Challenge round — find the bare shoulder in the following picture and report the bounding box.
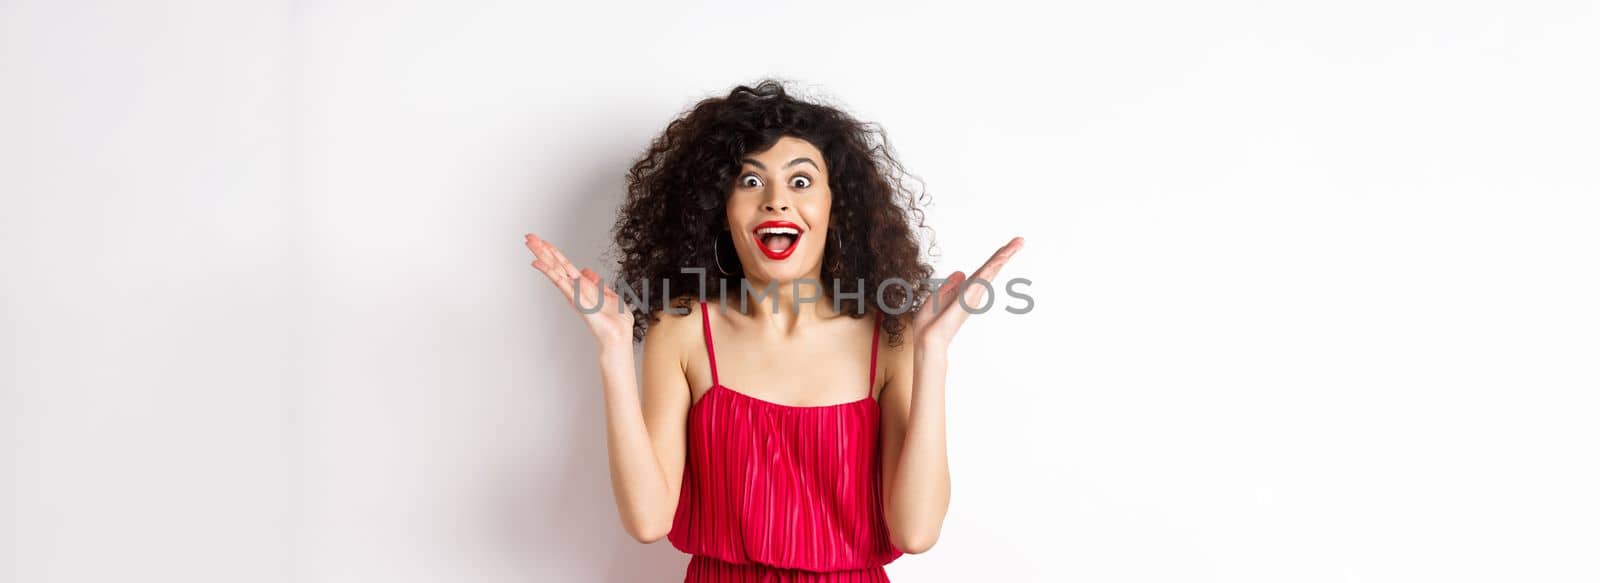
[639,299,703,413]
[642,299,702,367]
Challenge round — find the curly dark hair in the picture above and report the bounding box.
[608,78,936,347]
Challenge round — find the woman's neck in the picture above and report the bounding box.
[727,276,836,330]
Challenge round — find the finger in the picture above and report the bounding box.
[528,242,575,300]
[938,271,966,289]
[572,271,602,309]
[927,271,963,294]
[582,268,619,293]
[599,278,619,298]
[913,271,960,328]
[976,237,1023,277]
[956,269,997,314]
[533,259,577,301]
[960,275,990,306]
[544,240,583,281]
[580,268,608,296]
[529,243,578,301]
[971,236,1025,282]
[532,237,559,269]
[540,244,586,296]
[580,267,625,312]
[932,271,966,313]
[524,233,545,259]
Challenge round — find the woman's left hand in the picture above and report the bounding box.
[911,236,1025,350]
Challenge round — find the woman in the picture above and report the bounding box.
[524,79,1023,582]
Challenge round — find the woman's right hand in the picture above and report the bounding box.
[524,233,636,350]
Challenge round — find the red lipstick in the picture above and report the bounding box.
[752,220,803,261]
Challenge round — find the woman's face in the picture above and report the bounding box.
[725,136,833,285]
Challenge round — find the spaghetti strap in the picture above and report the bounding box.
[867,311,882,396]
[700,301,718,387]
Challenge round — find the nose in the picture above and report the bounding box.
[761,188,791,212]
[760,183,792,213]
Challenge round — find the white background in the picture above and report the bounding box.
[4,1,1597,582]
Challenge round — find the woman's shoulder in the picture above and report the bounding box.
[642,298,707,349]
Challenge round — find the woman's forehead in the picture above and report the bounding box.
[741,137,825,172]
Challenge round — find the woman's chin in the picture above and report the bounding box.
[743,258,822,287]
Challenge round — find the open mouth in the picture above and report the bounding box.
[753,221,802,260]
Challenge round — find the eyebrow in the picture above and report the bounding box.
[741,157,821,172]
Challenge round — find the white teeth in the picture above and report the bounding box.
[755,227,801,236]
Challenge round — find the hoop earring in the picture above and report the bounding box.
[714,231,734,276]
[832,229,844,266]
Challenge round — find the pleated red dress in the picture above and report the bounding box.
[669,301,903,582]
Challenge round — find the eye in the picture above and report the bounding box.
[791,175,811,189]
[740,174,762,188]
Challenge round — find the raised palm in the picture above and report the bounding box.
[524,233,635,348]
[911,236,1024,348]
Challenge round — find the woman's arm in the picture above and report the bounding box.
[881,331,952,554]
[525,233,688,543]
[881,236,1025,554]
[602,315,690,543]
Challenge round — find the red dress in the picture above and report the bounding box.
[669,301,903,582]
